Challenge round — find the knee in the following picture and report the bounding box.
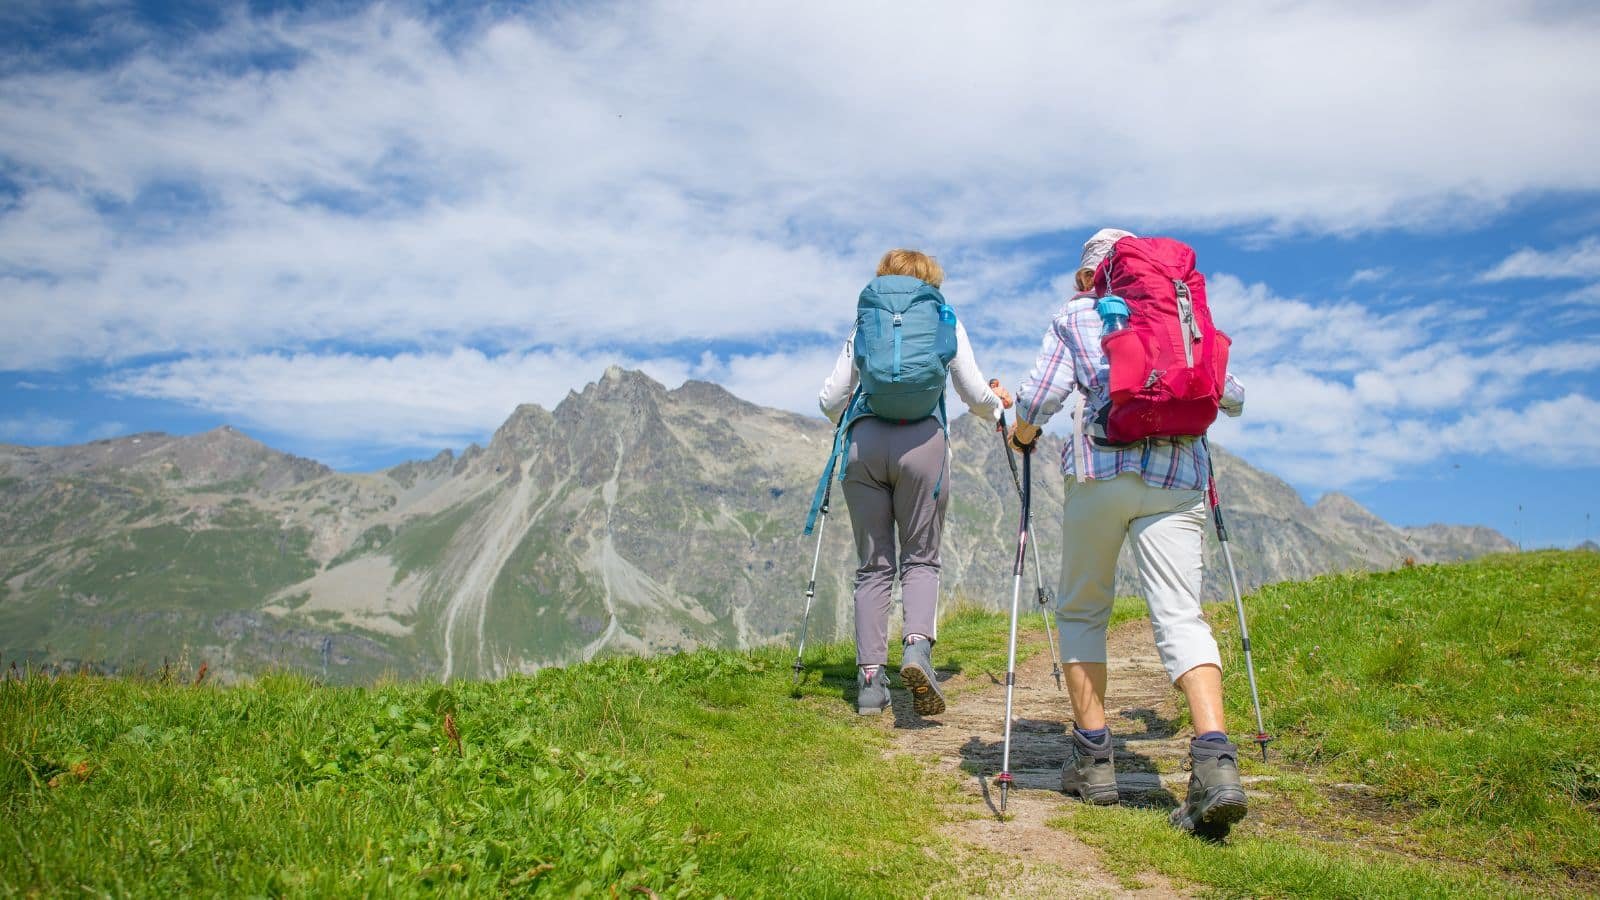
[854,561,894,584]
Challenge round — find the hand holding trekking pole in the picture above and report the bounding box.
[988,378,1013,417]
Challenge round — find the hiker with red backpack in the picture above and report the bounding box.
[807,249,1009,718]
[1010,228,1250,836]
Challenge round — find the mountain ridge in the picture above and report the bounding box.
[0,367,1514,682]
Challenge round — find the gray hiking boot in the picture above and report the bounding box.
[856,666,890,715]
[1169,737,1249,836]
[897,639,946,716]
[1060,727,1119,805]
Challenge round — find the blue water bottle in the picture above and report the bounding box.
[1096,295,1129,336]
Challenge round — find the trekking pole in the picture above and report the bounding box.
[996,437,1033,814]
[1201,436,1273,762]
[792,474,832,687]
[991,387,1063,691]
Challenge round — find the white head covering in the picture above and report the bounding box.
[1078,227,1136,274]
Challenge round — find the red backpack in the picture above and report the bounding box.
[1092,236,1231,444]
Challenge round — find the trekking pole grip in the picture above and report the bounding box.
[1013,442,1032,577]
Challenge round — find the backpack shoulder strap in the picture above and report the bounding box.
[1071,390,1088,484]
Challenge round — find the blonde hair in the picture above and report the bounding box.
[876,249,944,287]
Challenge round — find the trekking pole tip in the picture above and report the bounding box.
[1254,733,1272,762]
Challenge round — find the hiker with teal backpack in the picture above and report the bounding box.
[1010,228,1252,836]
[808,249,1009,717]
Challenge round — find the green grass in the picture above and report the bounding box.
[0,515,320,664]
[1207,551,1600,880]
[484,526,610,665]
[1108,594,1147,629]
[326,523,396,568]
[0,616,1008,898]
[6,554,1594,897]
[56,517,316,612]
[388,497,489,582]
[1054,550,1598,896]
[1051,802,1521,899]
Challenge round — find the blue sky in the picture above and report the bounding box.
[2,1,1599,547]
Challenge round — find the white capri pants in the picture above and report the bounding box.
[1055,471,1222,683]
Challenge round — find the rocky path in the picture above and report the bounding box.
[882,619,1250,898]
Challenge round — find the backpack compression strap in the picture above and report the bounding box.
[804,388,862,536]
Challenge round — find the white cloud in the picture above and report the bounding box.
[0,413,74,443]
[99,349,694,450]
[1189,274,1600,487]
[1481,237,1600,282]
[691,347,846,418]
[1441,394,1600,464]
[2,2,1598,371]
[85,420,129,440]
[96,346,865,453]
[4,2,1600,488]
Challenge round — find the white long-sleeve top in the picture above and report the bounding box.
[817,319,1003,424]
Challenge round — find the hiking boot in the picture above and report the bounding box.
[1169,737,1249,837]
[897,639,946,716]
[1060,727,1119,805]
[856,667,890,715]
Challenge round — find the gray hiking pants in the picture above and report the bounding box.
[842,417,947,666]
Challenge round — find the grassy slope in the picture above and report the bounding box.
[1053,550,1599,897]
[1,614,1018,898]
[1227,550,1599,875]
[0,501,320,666]
[3,553,1595,897]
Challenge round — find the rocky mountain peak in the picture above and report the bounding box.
[1313,492,1390,528]
[160,426,331,490]
[556,368,669,427]
[385,448,456,488]
[667,379,762,416]
[482,403,558,469]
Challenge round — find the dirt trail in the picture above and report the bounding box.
[878,615,1543,897]
[884,620,1206,898]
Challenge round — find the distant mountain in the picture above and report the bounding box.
[0,367,1514,682]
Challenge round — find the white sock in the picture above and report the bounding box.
[860,664,880,678]
[904,633,930,645]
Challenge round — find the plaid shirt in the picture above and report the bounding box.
[1015,292,1244,491]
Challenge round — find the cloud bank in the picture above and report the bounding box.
[3,1,1598,486]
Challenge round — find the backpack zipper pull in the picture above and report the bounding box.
[891,313,904,381]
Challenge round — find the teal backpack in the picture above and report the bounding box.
[803,275,958,535]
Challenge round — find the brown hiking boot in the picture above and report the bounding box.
[898,639,946,717]
[1060,726,1119,804]
[1170,737,1249,837]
